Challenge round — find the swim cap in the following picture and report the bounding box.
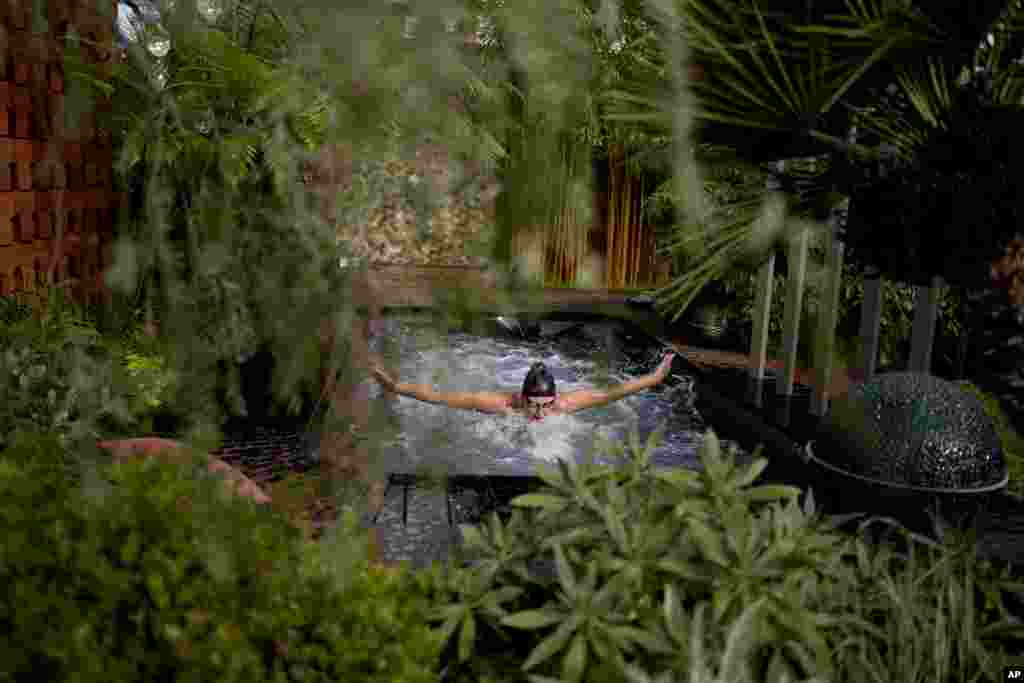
[522,361,556,397]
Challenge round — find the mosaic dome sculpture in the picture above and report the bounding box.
[811,372,1007,493]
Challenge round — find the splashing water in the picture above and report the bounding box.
[370,317,711,476]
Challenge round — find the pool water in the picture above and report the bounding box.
[363,314,712,477]
[327,312,749,567]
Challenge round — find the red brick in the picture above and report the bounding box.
[9,4,27,31]
[48,63,63,94]
[64,142,81,164]
[35,209,49,238]
[13,62,29,85]
[13,110,30,139]
[12,211,30,243]
[11,139,31,163]
[65,162,80,189]
[31,141,49,162]
[0,211,12,246]
[15,160,30,190]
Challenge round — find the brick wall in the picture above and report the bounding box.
[0,0,120,307]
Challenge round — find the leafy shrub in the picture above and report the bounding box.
[0,448,443,682]
[0,287,185,450]
[0,309,131,454]
[0,294,33,326]
[427,428,1024,682]
[957,380,1024,499]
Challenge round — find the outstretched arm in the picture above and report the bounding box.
[558,352,676,414]
[372,367,512,414]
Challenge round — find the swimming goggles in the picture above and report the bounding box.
[526,396,556,406]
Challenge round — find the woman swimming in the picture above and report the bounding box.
[371,351,677,421]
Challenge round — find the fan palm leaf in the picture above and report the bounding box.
[603,0,1023,321]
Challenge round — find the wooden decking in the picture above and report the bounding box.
[667,343,859,400]
[365,265,635,310]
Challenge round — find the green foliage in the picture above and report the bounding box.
[68,0,598,433]
[426,427,1024,682]
[0,448,443,682]
[0,294,133,454]
[957,380,1024,499]
[680,255,969,374]
[0,289,185,454]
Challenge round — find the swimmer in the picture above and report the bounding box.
[371,351,677,421]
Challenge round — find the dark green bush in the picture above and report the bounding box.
[428,428,1024,682]
[0,448,443,682]
[957,380,1024,498]
[0,287,188,449]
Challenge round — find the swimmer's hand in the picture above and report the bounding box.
[372,366,398,393]
[654,352,676,383]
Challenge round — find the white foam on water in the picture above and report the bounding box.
[382,319,702,473]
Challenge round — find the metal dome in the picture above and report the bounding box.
[810,372,1008,493]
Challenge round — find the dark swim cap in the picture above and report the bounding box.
[522,361,556,397]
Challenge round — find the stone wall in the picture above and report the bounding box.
[305,141,501,267]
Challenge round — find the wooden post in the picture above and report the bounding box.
[908,275,944,373]
[747,160,784,407]
[810,202,847,416]
[748,253,775,381]
[858,268,884,381]
[779,227,809,398]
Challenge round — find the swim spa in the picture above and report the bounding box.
[321,311,748,566]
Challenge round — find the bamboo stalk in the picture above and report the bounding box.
[626,185,634,286]
[607,147,618,289]
[631,189,640,288]
[624,160,631,288]
[615,146,622,289]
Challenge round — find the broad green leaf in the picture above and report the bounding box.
[553,544,578,601]
[523,615,582,672]
[487,585,525,605]
[489,512,506,550]
[719,599,765,681]
[458,612,476,663]
[652,468,702,491]
[610,625,672,655]
[436,615,462,649]
[604,508,630,554]
[512,493,569,512]
[562,632,588,683]
[744,484,802,503]
[732,457,769,489]
[428,604,467,623]
[541,527,600,549]
[535,464,570,492]
[656,559,711,584]
[664,583,688,643]
[502,609,566,631]
[644,424,665,457]
[458,523,490,552]
[687,519,729,567]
